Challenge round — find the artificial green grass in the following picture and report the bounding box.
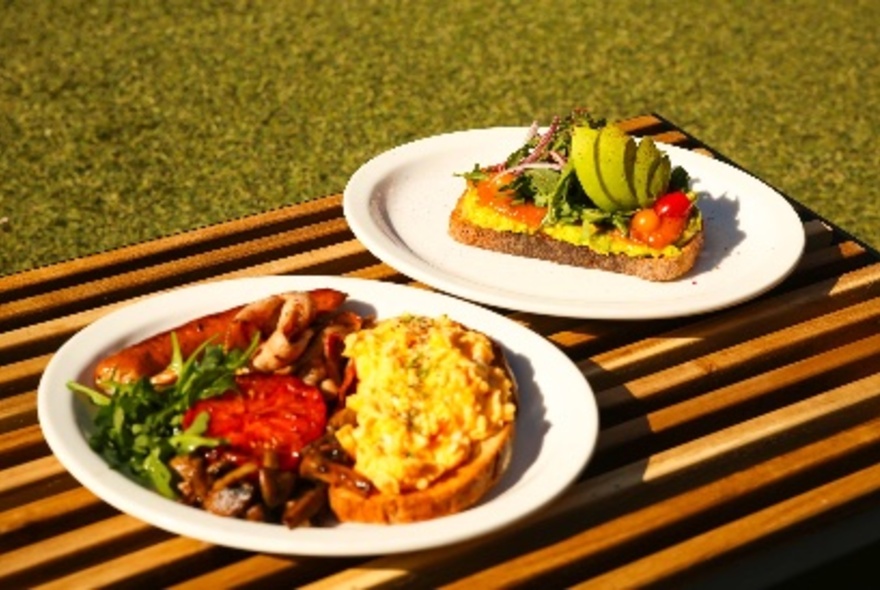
[1,0,877,276]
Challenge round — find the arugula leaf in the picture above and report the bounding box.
[669,166,691,192]
[580,208,636,236]
[169,411,225,454]
[541,164,578,224]
[505,144,533,167]
[457,164,489,183]
[68,333,258,499]
[510,168,561,206]
[609,212,632,235]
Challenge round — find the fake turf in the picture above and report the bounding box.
[1,0,877,275]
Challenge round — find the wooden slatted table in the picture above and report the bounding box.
[2,114,879,588]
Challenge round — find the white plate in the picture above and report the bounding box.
[343,127,806,319]
[37,276,598,556]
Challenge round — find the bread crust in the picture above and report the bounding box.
[449,195,704,282]
[328,421,514,523]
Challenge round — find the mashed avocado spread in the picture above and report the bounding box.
[459,188,702,258]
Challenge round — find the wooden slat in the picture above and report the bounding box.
[598,332,880,454]
[0,356,51,396]
[582,262,880,390]
[0,424,45,460]
[0,514,152,580]
[0,392,37,431]
[0,217,354,328]
[575,462,880,589]
[0,455,65,496]
[32,536,218,590]
[167,555,300,590]
[595,296,880,414]
[343,262,407,282]
[0,195,344,297]
[615,115,663,134]
[797,239,867,273]
[558,372,880,522]
[207,238,372,281]
[0,486,103,537]
[650,130,689,145]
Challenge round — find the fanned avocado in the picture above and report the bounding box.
[571,126,622,212]
[572,122,673,213]
[633,137,664,207]
[596,125,639,210]
[648,154,672,203]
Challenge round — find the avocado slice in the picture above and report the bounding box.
[596,125,639,210]
[633,137,664,207]
[571,126,623,212]
[647,154,672,204]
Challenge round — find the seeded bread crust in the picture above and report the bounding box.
[449,195,704,282]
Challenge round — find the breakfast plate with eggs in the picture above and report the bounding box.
[38,276,598,556]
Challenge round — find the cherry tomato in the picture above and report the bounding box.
[653,192,692,218]
[646,216,686,249]
[183,374,327,471]
[630,209,661,242]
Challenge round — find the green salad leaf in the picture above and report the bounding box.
[458,110,641,232]
[67,333,258,498]
[669,166,692,193]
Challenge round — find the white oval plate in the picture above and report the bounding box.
[37,276,598,556]
[343,127,805,319]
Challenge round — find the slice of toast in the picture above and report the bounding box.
[328,420,514,523]
[449,195,704,282]
[328,337,517,524]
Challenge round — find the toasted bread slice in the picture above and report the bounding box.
[328,420,514,523]
[449,194,704,282]
[328,334,517,524]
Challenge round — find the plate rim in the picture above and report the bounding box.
[343,126,806,320]
[37,275,598,556]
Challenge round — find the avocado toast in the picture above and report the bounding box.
[449,111,704,281]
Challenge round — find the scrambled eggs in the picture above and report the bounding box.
[335,315,516,495]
